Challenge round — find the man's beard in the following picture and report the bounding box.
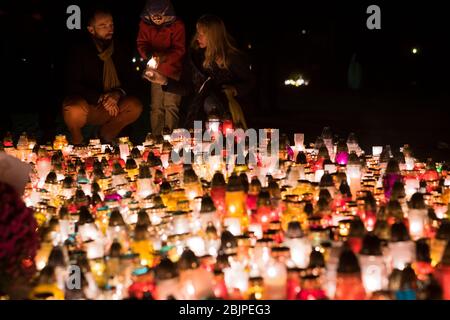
[94,36,113,50]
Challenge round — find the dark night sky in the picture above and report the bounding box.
[1,0,450,159]
[3,1,450,93]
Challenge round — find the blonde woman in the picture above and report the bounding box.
[145,14,255,128]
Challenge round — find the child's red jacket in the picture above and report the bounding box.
[137,18,185,80]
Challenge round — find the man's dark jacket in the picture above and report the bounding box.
[64,37,138,105]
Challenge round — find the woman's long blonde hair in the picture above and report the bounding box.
[192,14,240,70]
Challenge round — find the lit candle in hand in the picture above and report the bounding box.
[143,57,159,81]
[147,56,158,70]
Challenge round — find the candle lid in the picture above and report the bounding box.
[220,230,238,253]
[206,222,218,237]
[271,246,290,257]
[215,251,231,269]
[47,215,59,230]
[373,219,390,241]
[346,151,359,166]
[47,246,68,268]
[226,173,243,192]
[257,189,271,207]
[183,167,199,184]
[151,195,166,209]
[391,181,406,200]
[171,210,190,217]
[90,181,100,194]
[144,133,155,146]
[135,210,150,228]
[309,250,325,269]
[349,218,366,238]
[201,178,211,190]
[287,267,304,275]
[303,202,314,217]
[386,200,404,220]
[256,237,274,246]
[319,188,332,202]
[336,139,349,153]
[62,175,74,189]
[319,171,334,187]
[78,206,94,225]
[74,187,87,201]
[301,273,320,281]
[162,141,172,153]
[213,268,224,276]
[286,221,304,238]
[178,248,200,270]
[138,164,152,179]
[147,152,162,168]
[155,257,179,281]
[408,193,426,209]
[45,171,58,184]
[91,192,102,206]
[200,196,216,213]
[109,240,122,258]
[415,238,431,263]
[317,197,330,213]
[360,233,382,256]
[339,180,352,198]
[337,244,361,274]
[159,180,172,194]
[130,146,141,158]
[134,225,150,241]
[269,221,282,231]
[390,222,411,242]
[268,181,281,199]
[249,276,264,286]
[236,235,251,247]
[211,172,226,188]
[385,159,400,174]
[239,173,249,193]
[59,206,69,220]
[399,264,418,290]
[109,209,126,227]
[296,151,307,165]
[264,229,279,240]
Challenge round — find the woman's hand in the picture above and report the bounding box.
[222,85,238,97]
[143,68,168,85]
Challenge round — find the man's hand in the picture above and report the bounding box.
[99,92,121,117]
[104,103,119,117]
[143,69,168,85]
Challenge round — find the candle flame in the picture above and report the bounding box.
[147,57,158,69]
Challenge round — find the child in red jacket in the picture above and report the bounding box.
[137,0,185,136]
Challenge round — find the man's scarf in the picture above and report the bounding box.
[95,40,121,92]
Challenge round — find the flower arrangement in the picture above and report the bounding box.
[0,182,39,298]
